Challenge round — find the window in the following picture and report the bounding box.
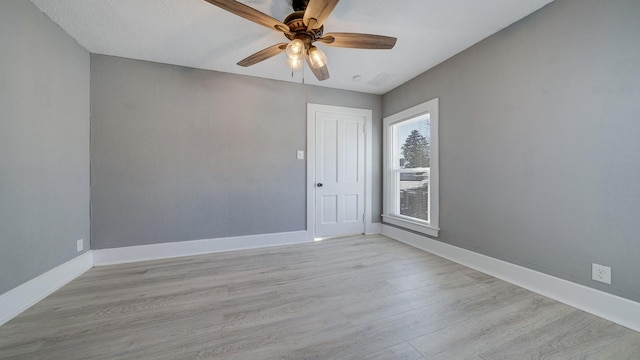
[383,98,439,237]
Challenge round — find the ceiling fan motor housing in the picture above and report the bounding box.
[292,0,310,12]
[284,11,323,44]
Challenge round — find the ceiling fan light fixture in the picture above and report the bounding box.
[308,46,327,69]
[286,56,303,70]
[285,39,305,60]
[204,0,397,82]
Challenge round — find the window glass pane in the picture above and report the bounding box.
[396,116,430,169]
[399,171,429,221]
[384,98,438,236]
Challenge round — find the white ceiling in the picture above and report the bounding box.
[30,0,554,94]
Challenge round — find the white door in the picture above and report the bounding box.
[313,109,365,238]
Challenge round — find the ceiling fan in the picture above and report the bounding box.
[204,0,397,81]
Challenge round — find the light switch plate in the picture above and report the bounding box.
[297,150,304,160]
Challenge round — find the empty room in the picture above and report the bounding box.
[1,0,639,358]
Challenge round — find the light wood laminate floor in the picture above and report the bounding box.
[1,235,639,359]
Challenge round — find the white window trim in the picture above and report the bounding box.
[382,98,439,237]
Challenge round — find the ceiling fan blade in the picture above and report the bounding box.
[204,0,291,34]
[303,0,339,30]
[237,43,288,67]
[305,54,330,81]
[318,33,397,49]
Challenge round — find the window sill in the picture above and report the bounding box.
[382,215,439,237]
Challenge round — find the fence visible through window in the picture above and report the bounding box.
[399,171,429,221]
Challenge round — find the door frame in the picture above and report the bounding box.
[306,103,373,241]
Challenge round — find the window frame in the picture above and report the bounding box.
[382,98,439,237]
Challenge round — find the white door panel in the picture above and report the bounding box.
[314,111,365,238]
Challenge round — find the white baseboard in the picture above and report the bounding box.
[93,230,311,266]
[365,222,381,235]
[381,224,640,333]
[1,231,310,326]
[0,251,94,326]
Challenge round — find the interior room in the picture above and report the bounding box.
[1,0,639,358]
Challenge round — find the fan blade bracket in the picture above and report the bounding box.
[316,36,335,44]
[274,24,293,35]
[303,0,339,30]
[305,18,318,32]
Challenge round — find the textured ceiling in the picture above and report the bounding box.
[30,0,554,94]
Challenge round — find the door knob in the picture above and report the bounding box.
[317,183,323,188]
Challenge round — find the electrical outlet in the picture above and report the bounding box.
[77,239,83,252]
[592,263,611,284]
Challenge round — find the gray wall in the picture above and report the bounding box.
[90,55,381,249]
[383,0,640,302]
[0,1,90,294]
